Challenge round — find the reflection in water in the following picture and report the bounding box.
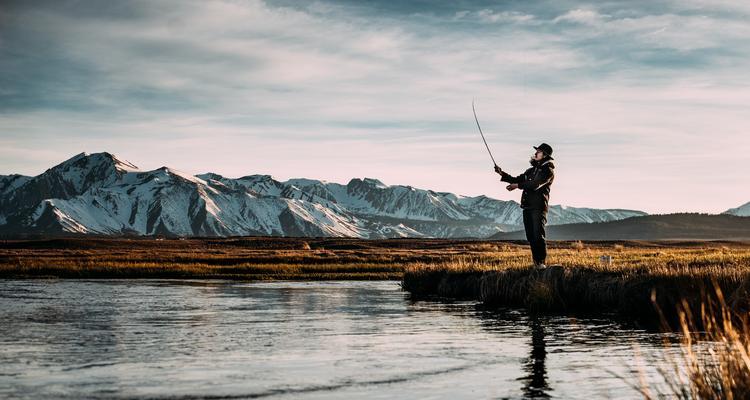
[520,317,550,398]
[0,280,677,399]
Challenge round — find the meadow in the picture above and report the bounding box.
[0,237,479,280]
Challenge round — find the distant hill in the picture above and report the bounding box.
[489,213,750,240]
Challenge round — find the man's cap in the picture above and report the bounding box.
[534,143,553,159]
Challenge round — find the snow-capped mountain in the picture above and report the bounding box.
[0,152,647,238]
[724,202,750,217]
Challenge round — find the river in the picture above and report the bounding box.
[0,280,679,399]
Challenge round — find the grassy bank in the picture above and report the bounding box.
[0,237,525,280]
[2,238,748,287]
[402,241,750,326]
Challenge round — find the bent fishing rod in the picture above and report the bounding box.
[472,99,499,168]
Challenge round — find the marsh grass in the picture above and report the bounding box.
[674,303,750,400]
[402,243,750,325]
[635,284,750,400]
[0,237,522,280]
[3,238,750,290]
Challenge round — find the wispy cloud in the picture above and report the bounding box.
[0,0,748,213]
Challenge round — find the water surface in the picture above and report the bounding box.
[0,280,677,399]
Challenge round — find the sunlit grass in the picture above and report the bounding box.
[402,243,750,326]
[636,285,750,400]
[2,238,749,287]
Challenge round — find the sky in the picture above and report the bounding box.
[1,0,748,214]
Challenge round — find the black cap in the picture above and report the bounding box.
[534,143,553,159]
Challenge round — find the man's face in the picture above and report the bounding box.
[533,149,545,161]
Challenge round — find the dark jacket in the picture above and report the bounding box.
[500,157,555,211]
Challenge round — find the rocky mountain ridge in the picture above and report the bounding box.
[0,152,648,238]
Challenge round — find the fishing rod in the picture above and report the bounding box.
[472,99,498,167]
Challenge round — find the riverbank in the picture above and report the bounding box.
[3,238,750,325]
[1,237,530,280]
[402,243,750,327]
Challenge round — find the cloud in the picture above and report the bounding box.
[554,8,605,25]
[0,0,748,213]
[455,9,536,24]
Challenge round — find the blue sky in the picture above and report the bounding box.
[1,0,748,213]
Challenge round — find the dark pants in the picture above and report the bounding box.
[522,208,547,265]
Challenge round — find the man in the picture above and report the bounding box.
[494,143,555,270]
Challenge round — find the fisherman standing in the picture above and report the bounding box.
[494,143,555,270]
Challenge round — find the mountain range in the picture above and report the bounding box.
[0,152,651,238]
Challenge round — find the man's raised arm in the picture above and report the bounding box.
[495,165,523,184]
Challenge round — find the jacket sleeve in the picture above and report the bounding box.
[518,166,554,191]
[500,171,523,184]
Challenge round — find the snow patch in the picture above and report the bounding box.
[724,201,750,217]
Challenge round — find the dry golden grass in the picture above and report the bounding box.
[402,242,750,327]
[639,285,750,400]
[0,237,523,280]
[2,238,748,285]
